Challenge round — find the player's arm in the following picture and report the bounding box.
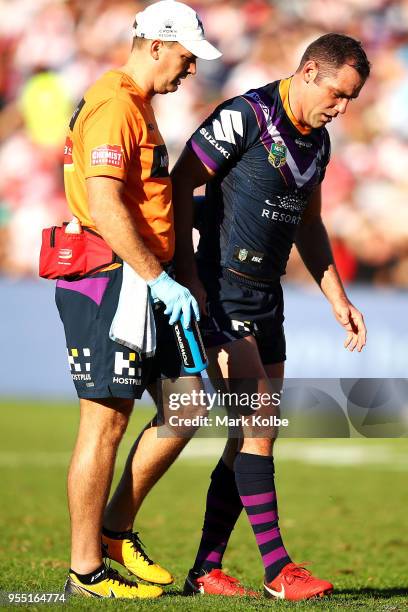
[171,147,215,312]
[171,96,251,313]
[295,185,366,352]
[87,176,162,281]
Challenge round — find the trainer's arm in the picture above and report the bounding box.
[171,146,215,311]
[295,185,366,352]
[87,176,162,281]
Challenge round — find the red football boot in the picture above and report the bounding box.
[184,568,259,597]
[263,563,333,601]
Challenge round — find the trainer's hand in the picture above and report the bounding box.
[176,271,208,316]
[147,271,200,327]
[332,299,367,352]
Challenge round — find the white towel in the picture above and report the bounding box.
[109,262,156,357]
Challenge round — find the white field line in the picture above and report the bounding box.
[0,441,407,470]
[179,440,408,470]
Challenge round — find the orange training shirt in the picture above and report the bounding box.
[63,70,174,263]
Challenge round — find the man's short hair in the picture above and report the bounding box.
[131,20,175,51]
[297,33,370,83]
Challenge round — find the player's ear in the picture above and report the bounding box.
[150,39,163,60]
[303,60,318,84]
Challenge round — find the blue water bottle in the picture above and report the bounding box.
[173,314,208,374]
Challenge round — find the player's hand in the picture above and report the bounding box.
[147,271,200,327]
[176,270,208,316]
[332,299,367,352]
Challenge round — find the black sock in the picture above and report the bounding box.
[102,526,132,540]
[192,458,242,573]
[70,563,106,584]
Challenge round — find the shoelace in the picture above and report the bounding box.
[106,567,138,588]
[211,571,242,587]
[283,563,312,583]
[129,531,154,566]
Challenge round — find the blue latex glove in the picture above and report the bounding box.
[147,271,200,327]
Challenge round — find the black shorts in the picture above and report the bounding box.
[55,267,183,399]
[197,263,286,365]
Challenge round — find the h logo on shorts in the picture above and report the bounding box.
[67,348,91,372]
[114,351,137,376]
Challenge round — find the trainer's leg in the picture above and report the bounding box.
[68,397,133,574]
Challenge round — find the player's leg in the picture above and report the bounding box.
[102,306,205,585]
[185,336,273,596]
[103,383,189,532]
[237,336,333,600]
[101,412,190,585]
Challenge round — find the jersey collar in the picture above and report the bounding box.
[279,77,311,136]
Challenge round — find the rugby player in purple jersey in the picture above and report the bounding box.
[171,33,369,600]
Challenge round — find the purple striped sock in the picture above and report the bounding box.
[234,452,291,582]
[193,459,242,572]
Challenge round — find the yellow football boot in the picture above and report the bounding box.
[102,530,173,585]
[64,566,163,599]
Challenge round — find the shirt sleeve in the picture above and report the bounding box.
[83,98,139,181]
[318,129,331,184]
[187,96,257,174]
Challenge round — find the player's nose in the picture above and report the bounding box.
[335,98,349,114]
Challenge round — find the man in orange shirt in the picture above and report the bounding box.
[57,1,220,599]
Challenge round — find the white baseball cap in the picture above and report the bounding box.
[133,0,222,61]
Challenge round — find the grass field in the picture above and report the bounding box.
[0,400,407,611]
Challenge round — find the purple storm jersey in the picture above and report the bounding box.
[187,78,331,281]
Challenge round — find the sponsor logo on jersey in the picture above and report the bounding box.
[295,138,312,149]
[91,144,123,168]
[233,247,264,265]
[268,142,287,168]
[237,248,248,261]
[265,193,307,213]
[261,209,301,225]
[151,144,169,178]
[212,109,243,145]
[64,137,74,167]
[200,128,231,159]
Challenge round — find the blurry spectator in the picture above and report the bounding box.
[0,0,407,285]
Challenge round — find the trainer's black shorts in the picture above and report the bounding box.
[55,267,184,399]
[197,262,286,365]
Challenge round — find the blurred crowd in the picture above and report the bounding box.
[0,0,407,285]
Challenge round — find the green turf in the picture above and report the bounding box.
[0,400,407,611]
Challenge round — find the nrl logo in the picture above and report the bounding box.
[268,142,287,168]
[238,248,248,262]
